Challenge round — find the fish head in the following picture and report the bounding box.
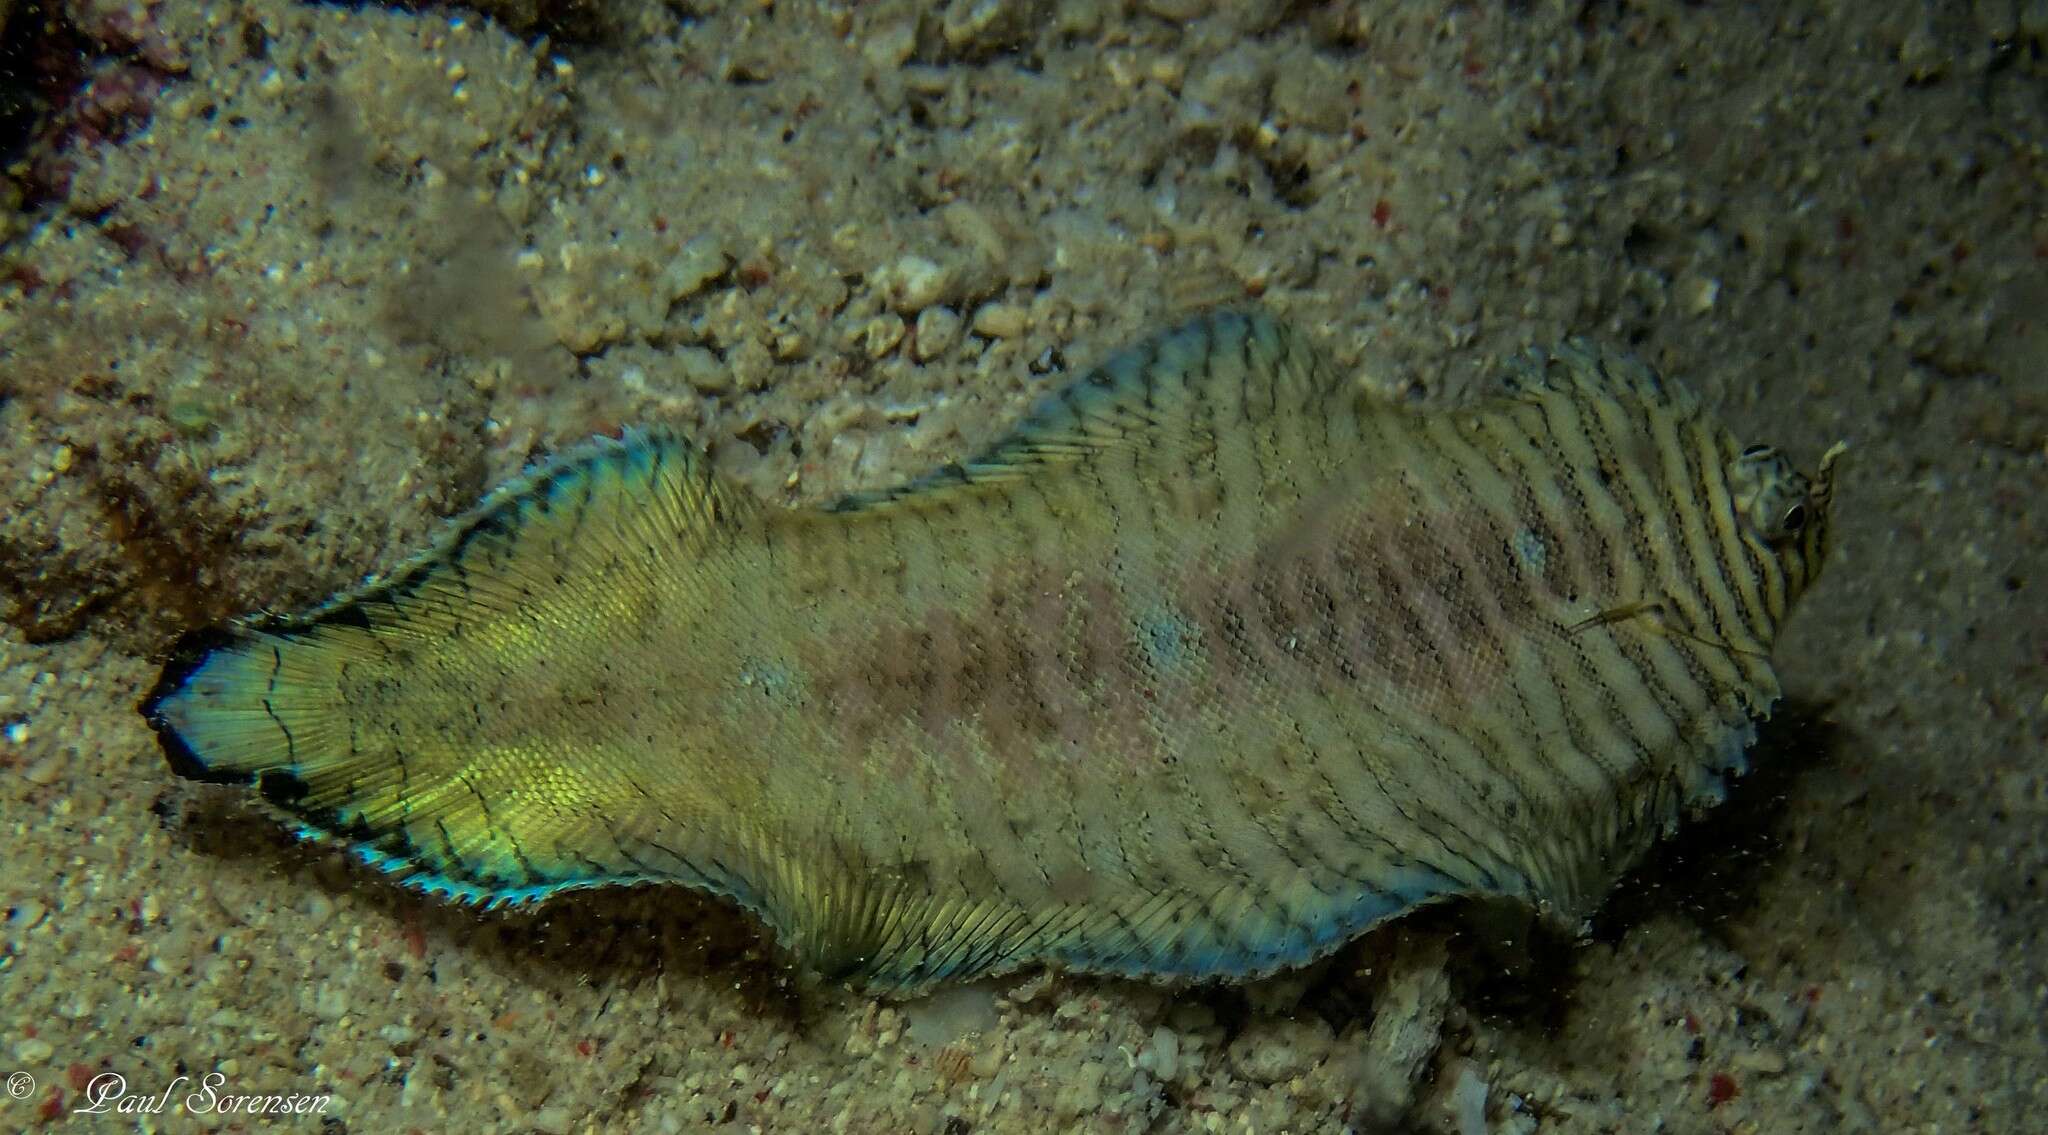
[1727,439,1847,603]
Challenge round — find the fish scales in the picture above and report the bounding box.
[143,310,1844,990]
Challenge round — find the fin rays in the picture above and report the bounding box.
[143,431,752,911]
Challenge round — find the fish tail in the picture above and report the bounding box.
[145,622,364,788]
[142,430,757,908]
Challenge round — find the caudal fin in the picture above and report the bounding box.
[141,430,761,909]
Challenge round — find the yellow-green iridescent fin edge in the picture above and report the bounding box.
[822,309,1341,514]
[141,429,748,909]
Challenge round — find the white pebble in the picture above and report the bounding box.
[675,345,731,393]
[879,255,951,313]
[970,302,1027,339]
[912,306,962,361]
[662,237,728,301]
[863,315,907,358]
[1138,1026,1180,1082]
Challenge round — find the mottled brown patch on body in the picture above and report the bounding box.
[809,560,1172,776]
[1183,497,1532,718]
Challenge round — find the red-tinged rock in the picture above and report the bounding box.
[1707,1072,1739,1108]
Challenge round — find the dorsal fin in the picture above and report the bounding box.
[272,427,752,639]
[823,309,1343,513]
[1494,338,1704,418]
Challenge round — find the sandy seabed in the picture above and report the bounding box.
[2,1,2044,1131]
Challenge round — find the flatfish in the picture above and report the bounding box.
[143,311,1844,991]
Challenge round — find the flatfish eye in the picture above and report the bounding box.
[1754,479,1812,544]
[1728,443,1810,543]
